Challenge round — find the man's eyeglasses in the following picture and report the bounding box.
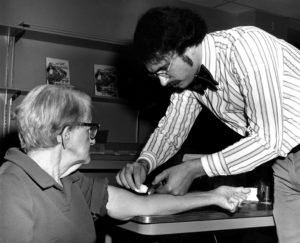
[147,58,174,80]
[75,123,101,140]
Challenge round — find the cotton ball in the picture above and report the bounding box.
[134,184,148,194]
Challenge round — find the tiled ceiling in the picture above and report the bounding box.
[180,0,300,20]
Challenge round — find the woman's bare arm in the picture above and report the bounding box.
[106,185,249,221]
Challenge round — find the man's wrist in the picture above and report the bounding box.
[137,159,150,174]
[188,158,207,178]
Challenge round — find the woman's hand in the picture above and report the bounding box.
[212,186,250,213]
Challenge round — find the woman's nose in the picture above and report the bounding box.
[159,76,170,86]
[90,138,96,146]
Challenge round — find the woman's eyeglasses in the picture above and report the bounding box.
[59,122,101,149]
[76,123,101,139]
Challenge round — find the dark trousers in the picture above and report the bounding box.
[273,145,300,243]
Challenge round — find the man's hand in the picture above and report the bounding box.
[152,159,205,195]
[213,186,250,213]
[116,160,149,191]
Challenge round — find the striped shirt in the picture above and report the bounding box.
[138,26,300,177]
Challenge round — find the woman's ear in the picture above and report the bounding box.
[57,126,71,148]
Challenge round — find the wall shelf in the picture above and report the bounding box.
[0,87,131,105]
[0,88,27,96]
[0,24,130,52]
[91,96,130,104]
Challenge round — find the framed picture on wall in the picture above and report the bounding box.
[46,57,71,86]
[94,64,118,98]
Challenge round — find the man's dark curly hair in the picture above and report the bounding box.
[133,6,207,65]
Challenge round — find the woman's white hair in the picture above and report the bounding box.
[15,84,91,152]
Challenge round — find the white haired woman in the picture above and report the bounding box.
[0,84,249,242]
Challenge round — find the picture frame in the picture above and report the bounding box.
[46,57,71,86]
[94,64,118,98]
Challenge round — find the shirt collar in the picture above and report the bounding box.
[4,148,79,190]
[201,33,217,78]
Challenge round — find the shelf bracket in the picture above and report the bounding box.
[3,90,22,137]
[9,23,26,43]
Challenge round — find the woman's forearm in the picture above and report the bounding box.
[106,185,216,221]
[137,191,215,216]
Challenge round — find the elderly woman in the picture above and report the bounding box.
[0,84,249,242]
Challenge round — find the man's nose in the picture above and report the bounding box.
[159,76,170,86]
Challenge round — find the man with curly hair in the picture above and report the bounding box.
[117,6,300,242]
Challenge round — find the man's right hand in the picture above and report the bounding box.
[116,160,149,191]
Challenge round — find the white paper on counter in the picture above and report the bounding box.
[245,187,259,202]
